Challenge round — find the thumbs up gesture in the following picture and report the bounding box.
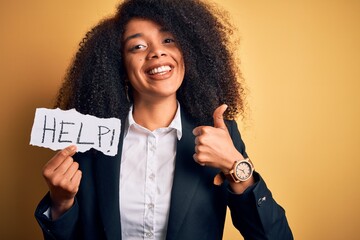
[192,104,244,172]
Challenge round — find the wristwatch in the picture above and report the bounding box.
[225,158,254,183]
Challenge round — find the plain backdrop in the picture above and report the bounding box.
[0,0,359,239]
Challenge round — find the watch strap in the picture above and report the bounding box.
[225,163,241,183]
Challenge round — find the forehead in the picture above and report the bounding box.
[123,18,168,39]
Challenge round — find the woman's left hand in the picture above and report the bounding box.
[193,104,255,193]
[192,104,244,172]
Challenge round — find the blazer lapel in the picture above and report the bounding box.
[94,120,126,240]
[166,111,203,239]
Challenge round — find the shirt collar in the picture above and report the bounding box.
[124,102,182,140]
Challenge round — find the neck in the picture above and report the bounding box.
[132,98,178,131]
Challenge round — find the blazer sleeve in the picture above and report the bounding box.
[226,120,293,240]
[34,192,80,240]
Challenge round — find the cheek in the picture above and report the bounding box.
[179,61,185,77]
[124,57,140,75]
[178,55,185,70]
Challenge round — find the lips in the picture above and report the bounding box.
[146,64,173,76]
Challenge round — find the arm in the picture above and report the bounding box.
[227,172,293,240]
[193,105,293,239]
[34,145,82,240]
[35,193,80,240]
[227,120,293,240]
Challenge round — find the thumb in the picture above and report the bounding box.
[213,104,228,129]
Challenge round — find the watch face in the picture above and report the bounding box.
[235,161,252,181]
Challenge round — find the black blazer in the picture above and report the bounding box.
[35,110,293,240]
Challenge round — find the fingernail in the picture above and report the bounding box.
[69,145,77,152]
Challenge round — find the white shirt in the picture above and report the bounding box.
[119,104,182,240]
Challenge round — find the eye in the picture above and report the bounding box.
[129,44,147,52]
[163,38,175,44]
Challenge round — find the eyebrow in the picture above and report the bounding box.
[123,33,143,44]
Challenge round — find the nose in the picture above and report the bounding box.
[146,43,167,59]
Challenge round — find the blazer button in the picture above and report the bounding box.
[257,196,266,207]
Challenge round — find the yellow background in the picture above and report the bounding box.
[0,0,359,239]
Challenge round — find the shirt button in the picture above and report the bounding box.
[149,173,155,181]
[145,232,153,238]
[148,203,154,209]
[257,196,266,207]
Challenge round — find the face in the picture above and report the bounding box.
[122,18,185,102]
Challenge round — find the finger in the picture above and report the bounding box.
[194,144,200,153]
[45,145,77,171]
[192,126,202,136]
[65,170,82,196]
[54,156,74,175]
[213,104,228,130]
[193,153,206,166]
[70,170,82,186]
[63,161,80,180]
[193,126,212,136]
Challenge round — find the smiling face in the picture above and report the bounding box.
[122,18,185,103]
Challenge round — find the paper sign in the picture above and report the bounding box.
[30,108,121,156]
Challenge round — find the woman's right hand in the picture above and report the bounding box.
[42,145,82,220]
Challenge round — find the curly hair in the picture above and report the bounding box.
[55,0,246,125]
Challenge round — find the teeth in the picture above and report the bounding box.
[149,65,172,75]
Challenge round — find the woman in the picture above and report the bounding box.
[35,0,293,239]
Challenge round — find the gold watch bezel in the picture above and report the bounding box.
[226,158,254,183]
